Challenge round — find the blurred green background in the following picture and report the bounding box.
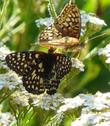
[1,0,110,97]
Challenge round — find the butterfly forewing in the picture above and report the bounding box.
[54,3,81,39]
[6,52,44,75]
[6,52,72,94]
[39,3,80,43]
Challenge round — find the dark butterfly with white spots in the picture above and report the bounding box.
[6,50,72,95]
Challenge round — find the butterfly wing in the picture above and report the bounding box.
[6,52,44,75]
[22,69,45,94]
[6,52,47,94]
[55,54,72,79]
[39,3,80,43]
[39,25,63,42]
[6,52,72,95]
[45,54,72,94]
[54,3,81,39]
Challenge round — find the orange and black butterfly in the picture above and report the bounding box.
[39,3,81,49]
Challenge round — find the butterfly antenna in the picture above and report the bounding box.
[69,0,75,4]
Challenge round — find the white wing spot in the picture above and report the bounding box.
[12,58,15,61]
[32,85,34,89]
[39,63,42,68]
[40,78,43,83]
[35,54,39,58]
[27,85,30,88]
[24,64,27,68]
[56,56,59,60]
[12,54,15,56]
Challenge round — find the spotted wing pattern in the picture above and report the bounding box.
[6,52,72,94]
[39,3,80,42]
[39,25,63,42]
[54,3,81,38]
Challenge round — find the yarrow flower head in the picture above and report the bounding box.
[35,17,53,27]
[11,89,64,110]
[98,44,110,64]
[81,11,106,27]
[35,11,106,37]
[11,90,30,106]
[0,71,22,90]
[71,58,85,72]
[0,46,11,69]
[0,45,11,61]
[71,112,110,126]
[81,11,107,37]
[31,93,64,110]
[57,96,85,113]
[57,92,110,117]
[0,112,15,126]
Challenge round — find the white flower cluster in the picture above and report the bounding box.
[81,11,106,28]
[57,96,84,113]
[71,58,85,72]
[11,90,30,106]
[11,90,64,111]
[35,17,53,27]
[0,45,11,61]
[0,46,11,69]
[35,12,106,28]
[0,112,15,126]
[81,11,106,36]
[32,93,64,110]
[98,44,110,64]
[57,91,110,126]
[0,71,22,90]
[7,89,110,125]
[71,112,110,126]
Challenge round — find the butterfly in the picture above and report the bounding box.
[39,3,81,48]
[6,50,72,95]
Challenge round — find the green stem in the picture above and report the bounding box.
[0,16,21,39]
[48,0,57,19]
[24,109,36,126]
[0,88,17,104]
[83,36,110,61]
[0,0,9,26]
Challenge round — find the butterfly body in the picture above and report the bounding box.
[6,51,72,94]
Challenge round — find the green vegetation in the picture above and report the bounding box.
[0,0,110,125]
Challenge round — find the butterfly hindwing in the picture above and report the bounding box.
[45,54,72,94]
[55,54,72,79]
[39,25,63,42]
[22,69,45,94]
